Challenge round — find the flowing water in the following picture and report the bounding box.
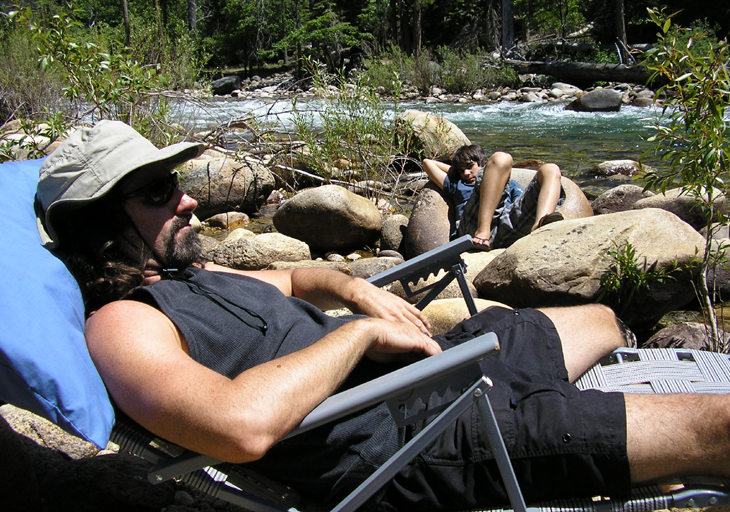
[177,96,663,198]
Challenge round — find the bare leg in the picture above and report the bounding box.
[531,163,563,232]
[538,304,626,381]
[626,393,730,483]
[472,151,513,245]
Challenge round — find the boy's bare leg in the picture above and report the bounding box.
[531,163,563,231]
[472,151,513,246]
[626,393,730,483]
[538,304,626,381]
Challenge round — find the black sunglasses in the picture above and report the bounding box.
[121,172,179,206]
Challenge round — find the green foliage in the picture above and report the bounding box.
[437,46,518,94]
[291,59,419,206]
[515,0,586,40]
[597,241,676,318]
[362,45,518,96]
[7,7,174,146]
[108,16,208,90]
[0,21,65,124]
[641,7,730,345]
[277,5,360,72]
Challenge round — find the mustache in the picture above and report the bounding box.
[171,215,193,233]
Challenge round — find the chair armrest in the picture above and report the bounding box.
[287,332,498,437]
[366,235,473,288]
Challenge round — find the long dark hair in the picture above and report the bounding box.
[52,195,149,315]
[449,144,488,181]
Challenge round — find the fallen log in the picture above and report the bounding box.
[505,60,652,86]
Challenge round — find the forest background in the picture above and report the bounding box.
[2,0,729,98]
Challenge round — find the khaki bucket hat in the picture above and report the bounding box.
[36,120,205,248]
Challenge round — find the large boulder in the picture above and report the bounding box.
[632,187,727,231]
[403,182,452,258]
[473,208,705,330]
[565,88,623,112]
[273,185,382,253]
[510,168,593,220]
[181,156,275,219]
[380,213,409,253]
[592,184,654,215]
[397,110,471,160]
[208,232,311,270]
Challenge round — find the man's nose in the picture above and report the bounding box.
[176,191,198,213]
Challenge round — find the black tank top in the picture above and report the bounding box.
[131,268,403,508]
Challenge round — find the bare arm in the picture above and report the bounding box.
[422,158,451,189]
[205,262,431,333]
[85,300,441,463]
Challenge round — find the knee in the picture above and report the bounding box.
[538,163,561,180]
[489,151,513,170]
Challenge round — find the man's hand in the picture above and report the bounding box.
[345,277,432,334]
[358,318,442,364]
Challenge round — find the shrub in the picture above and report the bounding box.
[0,24,65,124]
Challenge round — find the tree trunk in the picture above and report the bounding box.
[121,0,130,48]
[505,60,652,85]
[502,0,514,51]
[188,0,197,32]
[154,0,163,40]
[413,0,422,56]
[390,0,399,48]
[484,0,500,51]
[615,0,627,45]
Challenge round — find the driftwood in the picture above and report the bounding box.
[505,60,652,86]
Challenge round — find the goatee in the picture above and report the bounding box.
[165,216,202,269]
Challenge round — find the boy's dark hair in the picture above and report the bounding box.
[449,145,488,180]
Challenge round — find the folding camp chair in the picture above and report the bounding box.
[0,158,528,512]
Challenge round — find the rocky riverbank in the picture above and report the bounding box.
[210,68,656,109]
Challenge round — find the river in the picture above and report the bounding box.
[178,96,663,197]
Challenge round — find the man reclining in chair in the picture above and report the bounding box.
[37,121,730,511]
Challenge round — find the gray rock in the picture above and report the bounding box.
[591,159,642,177]
[592,184,654,215]
[633,187,728,231]
[349,256,403,279]
[403,183,451,258]
[565,88,623,112]
[380,214,409,252]
[474,208,705,330]
[644,322,730,352]
[180,156,276,219]
[273,185,382,253]
[396,110,471,160]
[211,75,241,96]
[552,82,583,96]
[209,232,311,270]
[205,211,250,230]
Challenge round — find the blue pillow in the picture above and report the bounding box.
[0,158,114,447]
